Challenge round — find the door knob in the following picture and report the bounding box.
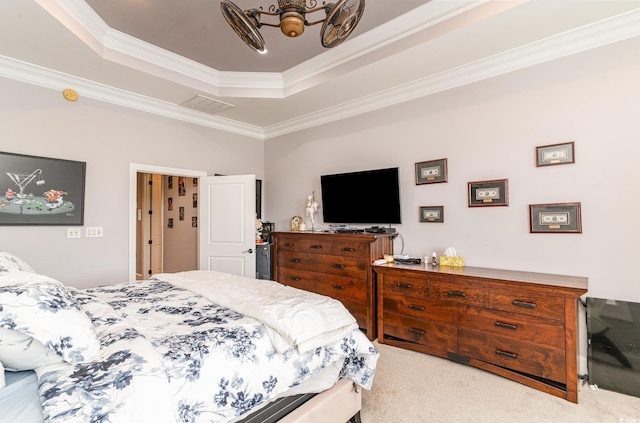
[242,248,253,254]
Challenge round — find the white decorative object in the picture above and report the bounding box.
[305,191,319,230]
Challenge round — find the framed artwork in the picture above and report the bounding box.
[178,177,186,196]
[193,193,198,208]
[192,178,198,187]
[536,142,575,166]
[0,151,85,226]
[529,202,582,233]
[168,197,173,211]
[419,206,444,223]
[192,216,198,228]
[468,179,509,207]
[168,218,173,228]
[168,176,173,189]
[416,159,447,185]
[179,206,185,221]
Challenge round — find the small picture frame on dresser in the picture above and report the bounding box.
[419,206,444,223]
[529,202,582,233]
[415,159,448,185]
[468,179,509,207]
[536,141,575,166]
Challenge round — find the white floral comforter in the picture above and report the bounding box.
[35,272,378,423]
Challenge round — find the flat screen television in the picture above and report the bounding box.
[320,167,401,225]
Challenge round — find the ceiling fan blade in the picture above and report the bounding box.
[320,0,365,48]
[220,1,266,53]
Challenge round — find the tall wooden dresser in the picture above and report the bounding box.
[272,231,394,340]
[375,263,588,402]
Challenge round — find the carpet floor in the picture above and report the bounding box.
[361,341,640,423]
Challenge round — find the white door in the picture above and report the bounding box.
[199,174,256,277]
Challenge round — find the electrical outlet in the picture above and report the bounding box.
[86,226,104,238]
[67,228,81,239]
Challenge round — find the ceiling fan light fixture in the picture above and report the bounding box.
[280,12,305,37]
[220,0,364,53]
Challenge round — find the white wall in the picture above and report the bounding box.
[0,78,263,288]
[265,37,640,306]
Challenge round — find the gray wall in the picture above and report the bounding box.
[0,78,263,288]
[265,37,640,305]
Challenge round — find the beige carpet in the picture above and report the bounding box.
[361,341,640,423]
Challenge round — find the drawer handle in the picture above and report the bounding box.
[408,304,425,311]
[284,243,294,247]
[495,349,518,359]
[310,245,323,249]
[332,263,345,269]
[290,277,300,281]
[395,283,413,289]
[289,258,301,263]
[494,321,518,331]
[341,247,355,252]
[447,291,467,298]
[332,284,345,290]
[512,300,536,309]
[409,328,425,337]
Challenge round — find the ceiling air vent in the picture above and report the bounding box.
[180,94,234,115]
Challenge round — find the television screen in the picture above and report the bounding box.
[320,167,401,224]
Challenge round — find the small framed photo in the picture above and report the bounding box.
[529,202,582,233]
[419,206,444,223]
[536,142,575,166]
[416,158,447,185]
[468,179,508,207]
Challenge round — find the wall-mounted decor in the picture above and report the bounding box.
[193,193,198,208]
[168,176,173,189]
[0,151,85,226]
[192,216,197,228]
[178,177,186,196]
[168,218,173,228]
[536,141,575,166]
[179,206,185,221]
[468,179,509,207]
[168,197,173,211]
[192,178,198,187]
[415,158,448,185]
[530,202,582,233]
[419,206,444,222]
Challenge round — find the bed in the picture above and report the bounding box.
[0,252,378,423]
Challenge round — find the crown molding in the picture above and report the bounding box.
[5,5,640,140]
[0,55,265,140]
[264,7,640,139]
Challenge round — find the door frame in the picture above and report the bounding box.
[128,163,207,282]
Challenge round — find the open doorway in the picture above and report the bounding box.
[136,173,202,279]
[129,164,207,282]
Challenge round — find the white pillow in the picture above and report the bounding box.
[0,252,36,274]
[0,271,100,364]
[0,328,64,371]
[0,361,5,389]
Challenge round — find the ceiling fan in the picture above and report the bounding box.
[220,0,365,54]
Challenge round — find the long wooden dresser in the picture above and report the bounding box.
[374,263,588,402]
[273,231,394,340]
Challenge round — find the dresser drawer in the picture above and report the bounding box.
[383,292,456,325]
[458,306,564,349]
[277,252,366,277]
[277,237,364,257]
[382,274,429,297]
[458,329,566,382]
[383,312,456,351]
[490,290,565,320]
[429,277,489,307]
[278,267,368,302]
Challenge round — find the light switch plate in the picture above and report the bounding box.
[67,228,81,238]
[86,226,103,238]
